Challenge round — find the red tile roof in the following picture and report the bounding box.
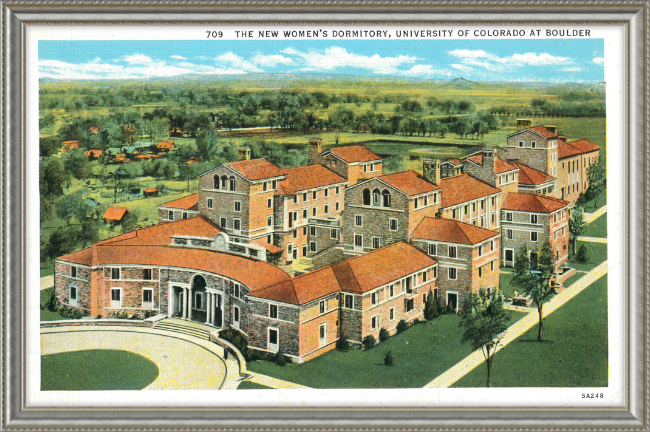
[278,165,346,195]
[103,206,129,221]
[569,139,601,154]
[438,174,501,208]
[502,192,569,213]
[507,160,555,185]
[444,158,463,166]
[530,126,558,138]
[463,153,517,174]
[58,247,94,266]
[157,140,175,149]
[62,140,81,152]
[225,158,286,181]
[85,149,104,158]
[160,194,199,211]
[328,145,382,163]
[378,170,440,196]
[558,139,600,160]
[412,217,499,245]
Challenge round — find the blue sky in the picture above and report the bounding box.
[39,39,605,83]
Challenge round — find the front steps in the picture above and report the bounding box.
[153,317,214,341]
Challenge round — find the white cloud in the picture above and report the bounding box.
[449,49,574,73]
[451,64,473,72]
[282,46,418,75]
[562,66,582,72]
[215,52,264,73]
[252,53,295,68]
[592,57,605,65]
[400,64,452,78]
[122,54,158,66]
[170,55,187,60]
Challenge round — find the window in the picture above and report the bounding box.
[302,209,308,219]
[220,217,227,228]
[364,164,368,173]
[312,207,317,217]
[207,198,213,209]
[221,175,228,190]
[355,215,363,227]
[389,219,398,231]
[389,285,394,297]
[143,269,152,280]
[234,284,240,298]
[267,235,272,244]
[320,300,326,314]
[229,176,236,191]
[310,226,316,236]
[234,201,241,212]
[464,205,469,215]
[505,212,513,221]
[531,214,538,224]
[372,189,380,206]
[424,196,429,206]
[434,266,437,279]
[519,141,524,147]
[478,266,483,277]
[433,193,438,204]
[272,180,278,189]
[233,306,240,328]
[345,294,353,309]
[294,196,298,204]
[269,304,278,319]
[382,190,391,207]
[267,198,273,209]
[71,266,77,278]
[303,192,308,202]
[168,210,174,221]
[478,245,483,256]
[310,241,317,252]
[390,308,395,321]
[428,243,436,255]
[336,186,340,195]
[371,316,379,330]
[491,197,496,206]
[183,212,188,219]
[372,237,380,249]
[313,191,317,200]
[372,292,377,305]
[69,286,78,307]
[111,288,121,308]
[267,216,272,227]
[263,182,268,191]
[362,189,371,206]
[406,299,414,312]
[452,209,457,219]
[507,229,513,239]
[491,261,495,271]
[330,229,338,240]
[111,268,120,280]
[324,204,330,214]
[324,188,329,197]
[531,141,536,148]
[449,267,457,280]
[302,245,307,257]
[422,271,428,283]
[414,198,419,209]
[213,175,219,189]
[531,231,538,242]
[472,203,476,212]
[449,246,457,258]
[336,202,340,211]
[234,219,241,231]
[481,200,485,210]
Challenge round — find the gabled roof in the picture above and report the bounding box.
[103,206,129,221]
[507,160,555,185]
[160,194,199,211]
[326,145,382,163]
[530,126,558,138]
[157,140,175,149]
[557,139,600,160]
[376,170,440,197]
[225,158,286,181]
[412,217,499,245]
[462,153,517,174]
[502,192,570,213]
[438,174,501,208]
[277,165,346,196]
[442,158,463,167]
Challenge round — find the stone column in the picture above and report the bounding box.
[187,287,192,320]
[206,292,212,325]
[181,289,187,319]
[212,293,217,326]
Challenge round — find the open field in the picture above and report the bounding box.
[452,276,608,388]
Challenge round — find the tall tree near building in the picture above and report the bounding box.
[511,243,556,341]
[569,206,587,255]
[586,161,606,208]
[459,288,511,387]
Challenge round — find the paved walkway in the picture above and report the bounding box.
[41,325,237,389]
[584,205,607,224]
[40,275,53,290]
[577,236,607,244]
[244,372,311,389]
[424,260,609,388]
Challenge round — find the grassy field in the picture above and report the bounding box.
[567,240,608,272]
[41,349,159,390]
[583,213,607,238]
[246,312,525,389]
[40,289,67,321]
[452,275,608,388]
[499,272,517,298]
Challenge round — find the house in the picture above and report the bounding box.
[102,206,130,225]
[439,158,463,178]
[500,192,571,268]
[144,187,159,197]
[557,137,600,203]
[157,140,175,152]
[503,122,559,177]
[507,159,557,197]
[460,149,520,194]
[309,139,383,185]
[61,140,82,152]
[411,217,500,311]
[85,149,104,161]
[121,146,138,158]
[159,193,199,222]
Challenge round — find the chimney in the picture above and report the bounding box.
[558,135,568,143]
[545,125,558,135]
[423,159,441,185]
[237,146,251,161]
[517,119,532,131]
[482,149,495,172]
[308,138,323,165]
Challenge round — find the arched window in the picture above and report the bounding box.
[362,188,371,206]
[229,176,236,191]
[382,189,391,207]
[220,175,228,190]
[372,189,381,206]
[213,175,219,189]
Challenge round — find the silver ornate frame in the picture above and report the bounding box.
[2,1,648,429]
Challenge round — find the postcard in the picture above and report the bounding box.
[26,22,626,410]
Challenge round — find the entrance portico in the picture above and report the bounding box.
[168,278,224,328]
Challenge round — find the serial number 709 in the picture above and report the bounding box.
[582,393,604,399]
[206,31,224,38]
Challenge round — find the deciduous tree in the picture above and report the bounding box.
[569,206,587,255]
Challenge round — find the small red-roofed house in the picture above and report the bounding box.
[61,139,81,152]
[143,187,159,197]
[159,193,199,222]
[460,149,520,194]
[102,206,129,225]
[500,192,571,268]
[85,148,104,160]
[156,140,175,153]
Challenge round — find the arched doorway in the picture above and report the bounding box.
[191,275,207,323]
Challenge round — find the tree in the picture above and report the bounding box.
[40,159,66,197]
[423,290,440,320]
[328,105,355,131]
[40,136,60,157]
[45,225,80,263]
[586,160,606,208]
[569,206,587,255]
[511,243,556,341]
[121,210,140,232]
[459,288,511,387]
[58,192,91,225]
[62,150,91,179]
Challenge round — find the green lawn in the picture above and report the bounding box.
[567,240,608,272]
[562,272,584,288]
[246,312,525,389]
[237,381,273,390]
[41,349,159,390]
[453,276,608,388]
[40,289,67,321]
[583,213,607,238]
[499,272,517,298]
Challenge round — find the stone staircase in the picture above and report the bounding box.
[153,318,214,341]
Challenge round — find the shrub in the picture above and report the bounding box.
[396,320,409,334]
[362,335,376,350]
[219,328,249,360]
[577,244,591,263]
[144,310,157,319]
[384,351,394,366]
[379,328,390,342]
[336,334,350,351]
[42,288,59,312]
[272,352,289,367]
[423,290,440,320]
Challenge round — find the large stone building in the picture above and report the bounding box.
[309,138,384,185]
[158,193,199,222]
[556,137,601,202]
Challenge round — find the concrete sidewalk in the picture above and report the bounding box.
[41,275,54,290]
[424,260,609,388]
[577,236,607,244]
[584,205,607,224]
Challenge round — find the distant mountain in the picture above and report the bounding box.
[445,77,479,87]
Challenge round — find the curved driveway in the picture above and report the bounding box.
[41,326,237,390]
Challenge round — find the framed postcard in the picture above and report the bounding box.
[3,0,648,429]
